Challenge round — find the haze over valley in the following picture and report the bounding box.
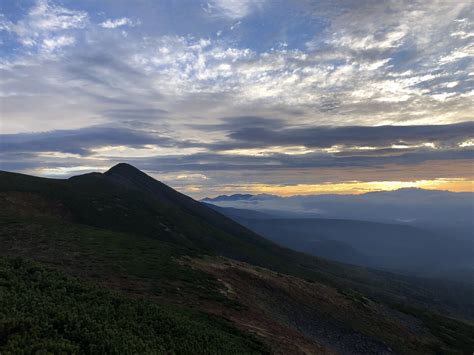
[1,0,473,353]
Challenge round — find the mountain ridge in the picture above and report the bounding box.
[202,187,474,235]
[202,187,473,203]
[1,164,473,353]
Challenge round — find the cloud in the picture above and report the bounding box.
[205,0,265,19]
[204,120,474,151]
[439,43,474,65]
[328,25,408,51]
[2,1,473,134]
[1,0,473,195]
[0,125,187,156]
[100,108,169,121]
[188,116,286,132]
[42,35,75,52]
[0,0,87,49]
[28,0,87,30]
[99,17,140,29]
[1,121,472,173]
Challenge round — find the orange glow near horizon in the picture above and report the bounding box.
[32,165,473,197]
[194,179,474,197]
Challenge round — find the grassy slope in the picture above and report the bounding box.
[0,167,473,353]
[0,257,267,354]
[0,168,472,319]
[0,210,235,307]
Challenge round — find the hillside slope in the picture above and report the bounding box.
[0,257,267,354]
[1,164,473,353]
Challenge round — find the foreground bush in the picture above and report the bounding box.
[0,257,267,354]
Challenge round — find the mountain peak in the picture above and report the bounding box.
[104,163,156,190]
[105,163,143,176]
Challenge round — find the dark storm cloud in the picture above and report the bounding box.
[1,121,472,171]
[117,146,473,173]
[0,153,43,172]
[207,120,474,150]
[0,126,189,156]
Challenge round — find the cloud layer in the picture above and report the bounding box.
[0,0,473,196]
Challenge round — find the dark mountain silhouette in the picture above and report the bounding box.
[202,193,277,202]
[1,164,473,353]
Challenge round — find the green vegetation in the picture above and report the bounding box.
[0,165,473,353]
[0,256,268,354]
[1,168,472,320]
[0,212,239,308]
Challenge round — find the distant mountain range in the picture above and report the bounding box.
[206,204,474,282]
[203,189,474,240]
[202,193,279,202]
[202,193,277,202]
[1,164,473,353]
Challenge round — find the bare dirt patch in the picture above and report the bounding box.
[184,256,438,354]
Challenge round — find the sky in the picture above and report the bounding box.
[0,0,473,198]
